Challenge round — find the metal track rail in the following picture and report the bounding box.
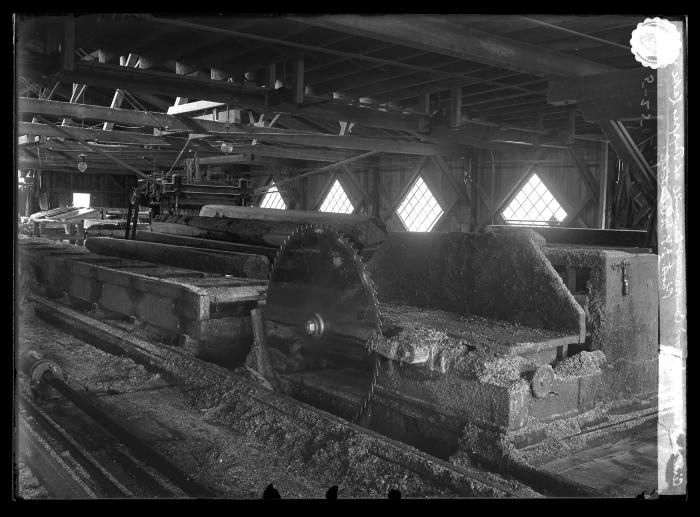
[20,375,215,498]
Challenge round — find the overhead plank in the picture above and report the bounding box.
[20,56,567,151]
[18,96,549,153]
[548,68,657,121]
[18,99,463,156]
[300,15,614,78]
[18,121,168,146]
[38,60,423,133]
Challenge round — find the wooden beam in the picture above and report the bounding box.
[167,101,226,115]
[548,69,657,121]
[265,151,379,192]
[46,60,423,133]
[19,99,463,156]
[19,121,167,146]
[598,120,656,207]
[301,15,614,78]
[478,148,550,229]
[432,155,472,209]
[62,17,75,71]
[103,53,139,131]
[195,154,252,165]
[567,147,600,203]
[563,196,593,227]
[340,165,374,212]
[293,57,304,104]
[449,84,462,129]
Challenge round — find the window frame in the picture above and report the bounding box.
[500,172,569,227]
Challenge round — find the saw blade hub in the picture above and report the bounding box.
[304,313,326,339]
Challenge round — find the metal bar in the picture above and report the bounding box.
[18,416,96,498]
[20,394,132,497]
[41,371,215,498]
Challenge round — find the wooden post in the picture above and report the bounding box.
[62,17,75,71]
[598,141,609,228]
[418,91,430,114]
[449,84,462,129]
[566,107,577,145]
[211,68,227,81]
[293,58,304,104]
[265,63,277,89]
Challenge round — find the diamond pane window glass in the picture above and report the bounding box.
[319,179,354,214]
[501,173,567,226]
[259,182,286,210]
[396,176,444,232]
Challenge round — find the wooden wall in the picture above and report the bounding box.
[256,141,604,233]
[26,140,606,234]
[473,141,604,229]
[39,171,137,209]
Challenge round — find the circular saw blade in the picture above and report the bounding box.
[265,224,382,350]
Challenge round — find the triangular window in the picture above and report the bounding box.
[259,181,286,210]
[319,179,354,214]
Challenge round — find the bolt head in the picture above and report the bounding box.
[304,319,317,335]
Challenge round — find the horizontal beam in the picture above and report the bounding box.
[301,15,614,78]
[18,99,462,155]
[18,121,167,146]
[19,96,556,154]
[40,60,424,133]
[548,69,657,122]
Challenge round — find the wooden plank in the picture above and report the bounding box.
[167,100,225,115]
[432,155,472,209]
[21,56,548,151]
[548,69,656,121]
[62,17,75,71]
[18,121,166,146]
[567,147,600,203]
[302,15,613,78]
[293,57,304,104]
[449,84,462,128]
[103,53,139,131]
[598,120,656,208]
[47,60,422,133]
[19,98,462,155]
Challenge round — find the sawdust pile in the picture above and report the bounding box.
[554,350,606,378]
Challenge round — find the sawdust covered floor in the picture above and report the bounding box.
[534,420,658,497]
[16,461,49,499]
[16,303,531,499]
[16,307,337,498]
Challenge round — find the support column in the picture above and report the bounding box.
[598,141,609,228]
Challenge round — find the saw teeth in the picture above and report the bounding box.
[268,223,382,426]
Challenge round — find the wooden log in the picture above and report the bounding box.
[85,237,269,279]
[136,230,277,259]
[160,205,388,249]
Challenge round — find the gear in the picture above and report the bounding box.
[265,224,383,423]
